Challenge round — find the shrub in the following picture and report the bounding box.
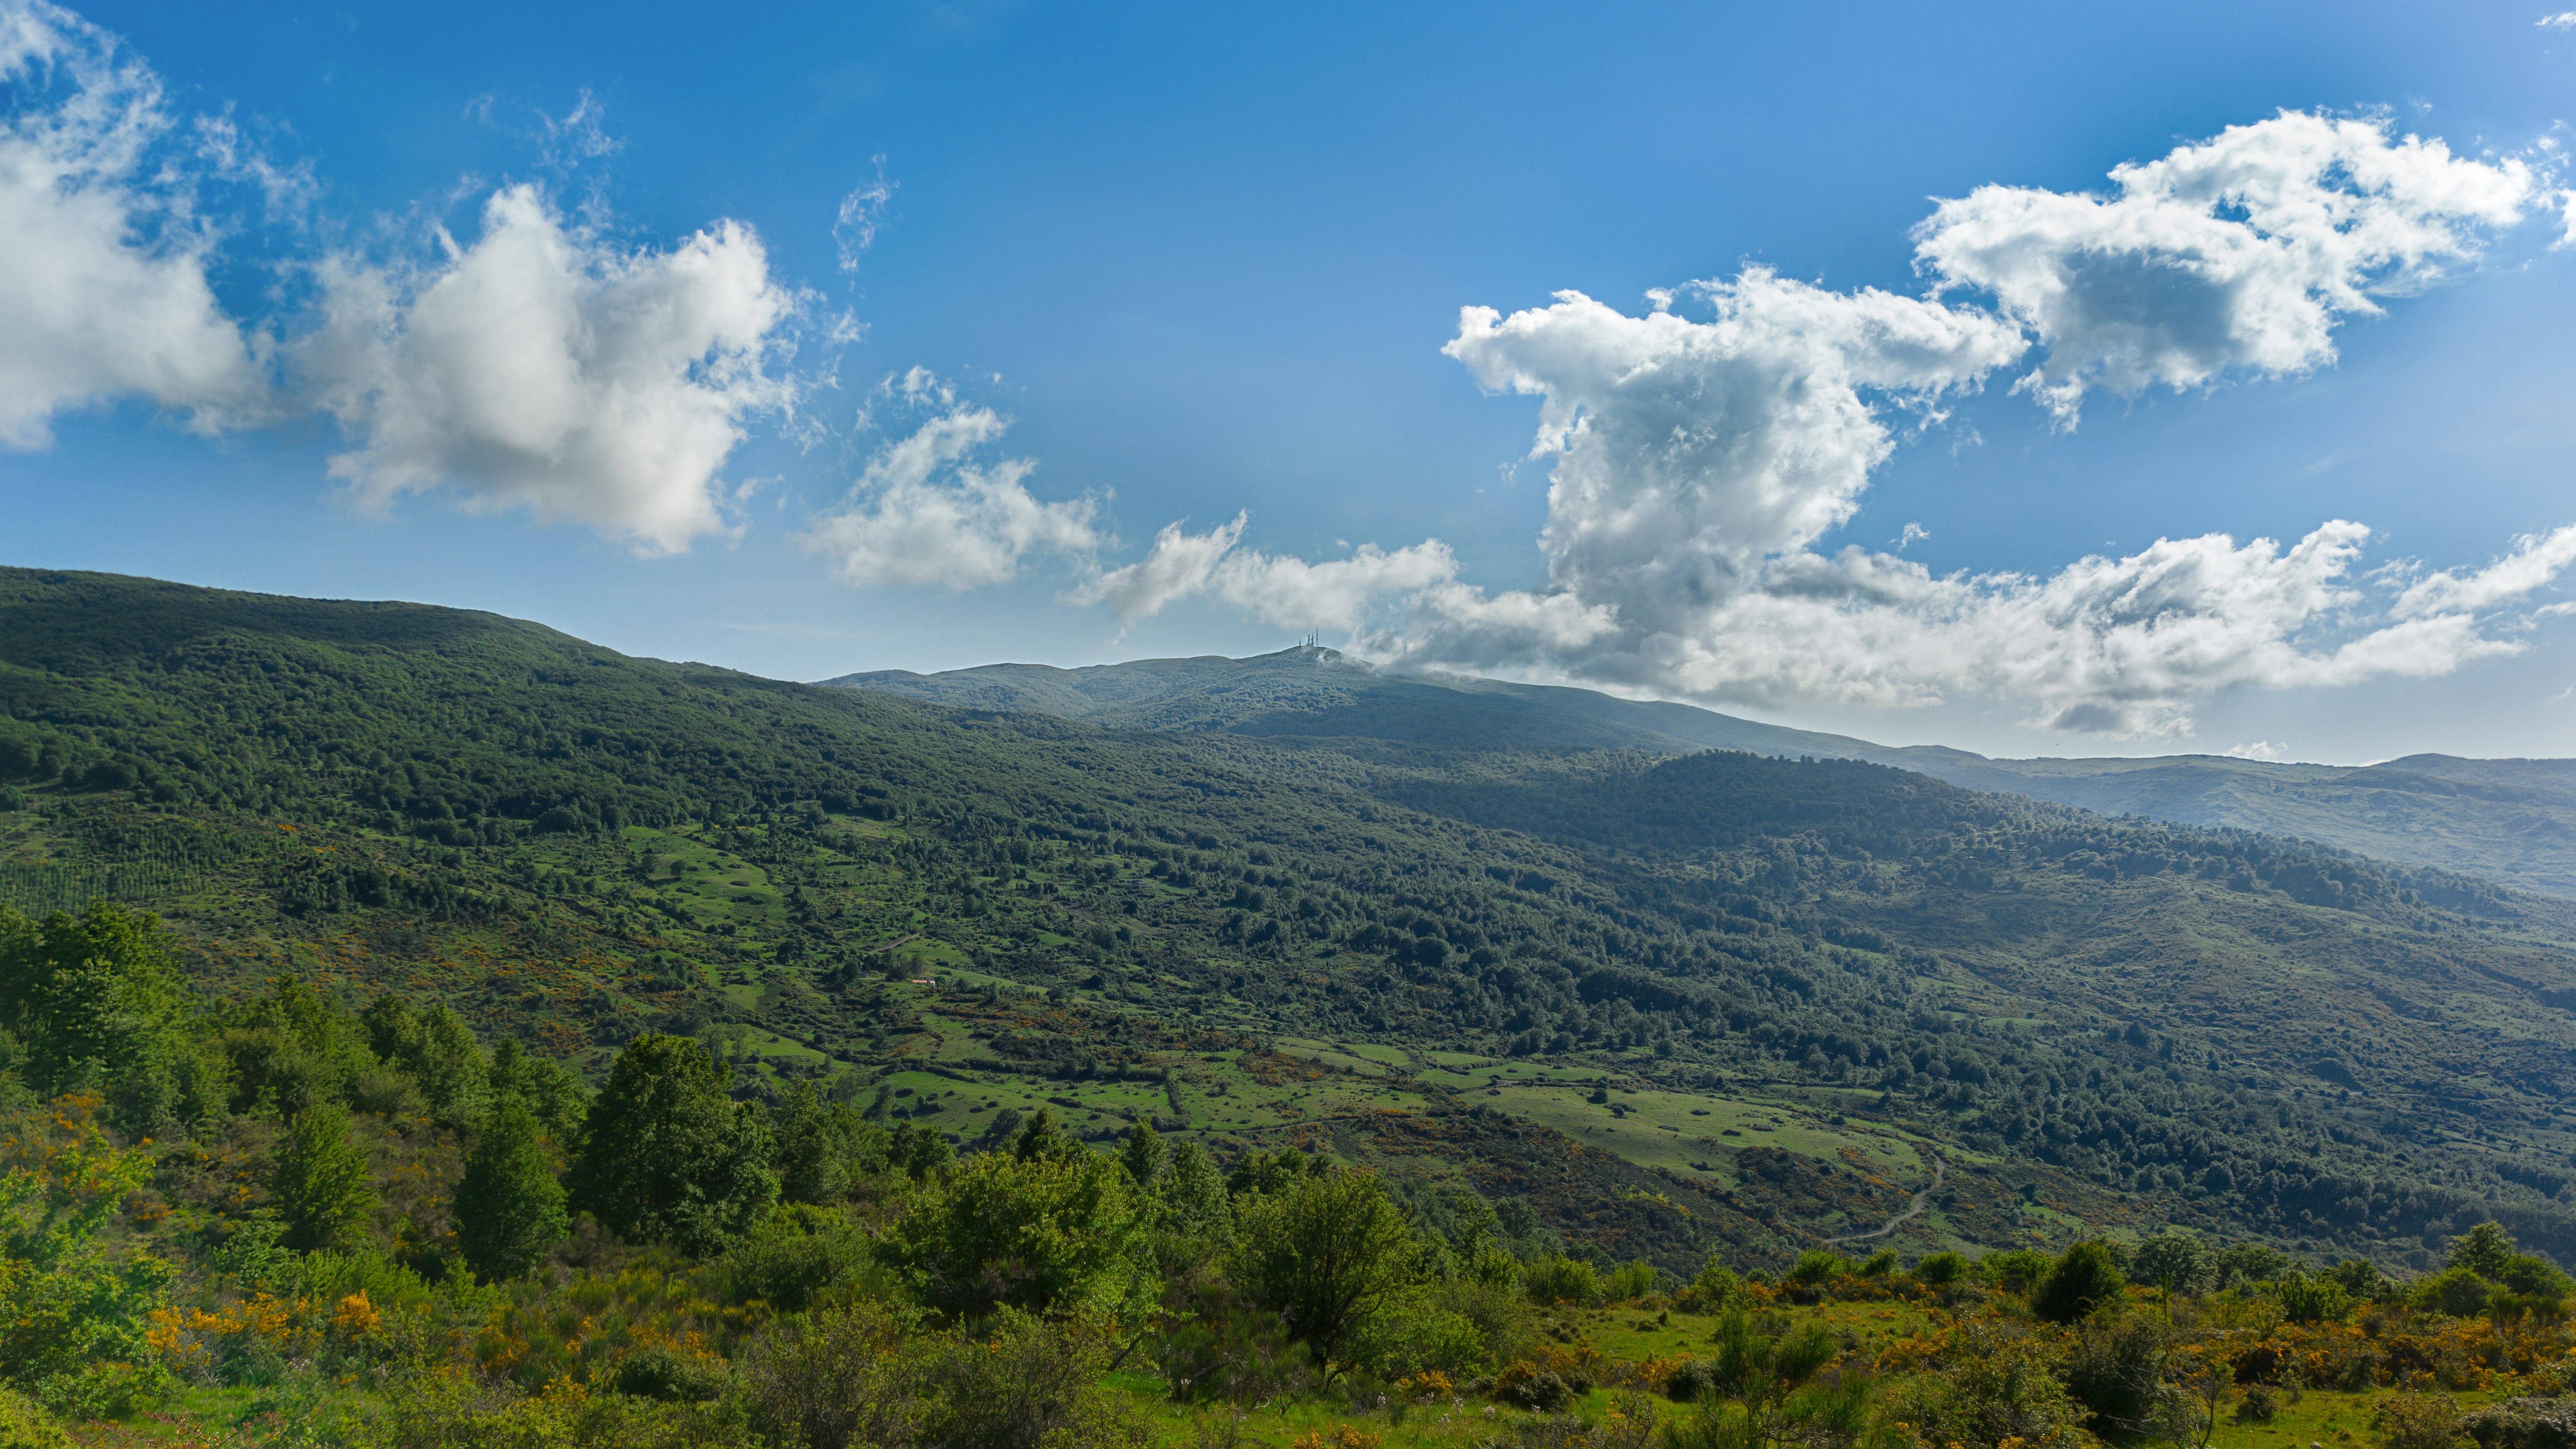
[1888,1324,2087,1449]
[609,1345,726,1403]
[372,1366,730,1449]
[1349,1291,1490,1381]
[2274,1270,2350,1324]
[1665,1356,1722,1403]
[0,1103,177,1418]
[1428,1274,1535,1368]
[2217,1241,2289,1288]
[1156,1289,1317,1404]
[2374,1391,2465,1449]
[1230,1169,1420,1373]
[1493,1363,1575,1412]
[0,1387,69,1449]
[1662,1309,1860,1449]
[1983,1249,2054,1296]
[2062,1313,2171,1442]
[361,997,488,1120]
[739,1301,1144,1449]
[2416,1267,2495,1319]
[2448,1224,2514,1279]
[1786,1250,1847,1286]
[2236,1384,2279,1425]
[1681,1254,1744,1311]
[2328,1257,2392,1301]
[1603,1259,1657,1302]
[1524,1255,1601,1307]
[2496,1254,2576,1300]
[770,1079,881,1206]
[880,1144,1150,1320]
[2462,1397,2576,1449]
[725,1204,874,1312]
[1913,1251,1968,1286]
[2033,1241,2127,1323]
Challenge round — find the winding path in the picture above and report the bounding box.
[1823,1150,1947,1245]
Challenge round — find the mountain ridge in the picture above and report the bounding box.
[829,650,2576,898]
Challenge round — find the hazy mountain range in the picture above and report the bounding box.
[832,648,2576,899]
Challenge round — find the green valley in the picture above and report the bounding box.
[9,567,2576,1445]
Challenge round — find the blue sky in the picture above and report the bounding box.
[6,0,2576,763]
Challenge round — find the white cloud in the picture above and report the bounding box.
[802,370,1099,590]
[1210,539,1461,632]
[2224,740,2286,761]
[302,184,796,555]
[0,0,263,447]
[1441,270,2026,634]
[2392,524,2576,617]
[1074,512,1457,632]
[835,160,894,279]
[1914,111,2534,424]
[2542,11,2576,28]
[1079,514,1247,623]
[1370,518,2566,736]
[1299,112,2572,735]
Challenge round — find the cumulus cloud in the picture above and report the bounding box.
[802,370,1100,590]
[1914,111,2534,423]
[1075,512,1457,631]
[302,184,797,555]
[0,0,264,446]
[1290,111,2576,735]
[1442,271,2026,632]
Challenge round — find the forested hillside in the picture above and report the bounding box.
[7,567,2576,1268]
[838,650,2576,899]
[15,568,2576,1442]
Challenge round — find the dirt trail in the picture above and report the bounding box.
[1823,1151,1947,1245]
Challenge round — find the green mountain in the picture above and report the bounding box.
[10,566,2576,1275]
[826,647,1887,757]
[832,652,2576,898]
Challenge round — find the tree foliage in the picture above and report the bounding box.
[1228,1168,1420,1373]
[456,1094,570,1281]
[878,1145,1150,1320]
[568,1034,778,1254]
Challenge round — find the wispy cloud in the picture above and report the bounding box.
[1076,514,1457,632]
[835,159,895,280]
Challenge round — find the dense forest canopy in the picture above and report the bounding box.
[10,566,2576,1442]
[5,566,2576,1263]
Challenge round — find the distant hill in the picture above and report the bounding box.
[826,647,1886,758]
[13,566,2576,1274]
[829,651,2576,898]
